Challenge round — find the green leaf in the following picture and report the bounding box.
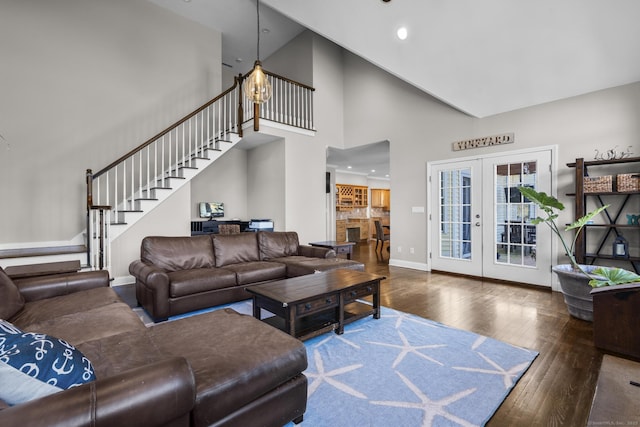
[517,187,564,211]
[566,205,609,231]
[589,267,640,288]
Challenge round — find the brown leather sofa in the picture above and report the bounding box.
[0,265,308,427]
[130,231,365,322]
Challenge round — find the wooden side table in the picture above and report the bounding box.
[309,240,356,259]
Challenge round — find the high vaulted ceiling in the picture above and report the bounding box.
[149,0,640,178]
[150,0,640,119]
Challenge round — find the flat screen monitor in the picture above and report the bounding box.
[199,202,224,218]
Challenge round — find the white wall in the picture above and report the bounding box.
[247,140,286,229]
[110,183,191,280]
[284,133,328,243]
[310,34,346,150]
[335,173,369,186]
[190,148,248,221]
[263,31,313,87]
[244,127,327,244]
[0,0,222,244]
[341,51,640,268]
[368,178,391,190]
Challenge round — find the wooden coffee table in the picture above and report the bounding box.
[246,269,385,341]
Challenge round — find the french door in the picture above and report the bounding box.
[430,149,554,287]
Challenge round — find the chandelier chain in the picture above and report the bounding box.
[256,0,261,61]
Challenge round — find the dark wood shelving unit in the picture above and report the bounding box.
[567,157,640,273]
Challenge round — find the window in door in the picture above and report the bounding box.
[439,168,472,260]
[495,161,538,267]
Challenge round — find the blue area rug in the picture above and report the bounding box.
[166,301,537,426]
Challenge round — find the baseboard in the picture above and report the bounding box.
[388,258,428,271]
[111,275,135,287]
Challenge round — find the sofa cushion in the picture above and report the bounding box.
[77,330,167,379]
[0,319,95,406]
[212,233,260,267]
[168,268,237,298]
[10,287,123,329]
[148,308,307,426]
[141,236,215,272]
[0,268,25,319]
[21,302,146,346]
[221,261,287,285]
[257,232,300,260]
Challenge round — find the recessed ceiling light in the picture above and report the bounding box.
[371,169,376,173]
[347,166,352,169]
[397,27,408,40]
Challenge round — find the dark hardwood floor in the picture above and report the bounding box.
[116,240,601,425]
[354,241,600,426]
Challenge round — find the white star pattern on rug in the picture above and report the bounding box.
[367,330,446,368]
[370,371,480,427]
[453,351,533,389]
[306,349,367,399]
[170,302,538,426]
[313,328,364,350]
[471,336,487,350]
[383,310,438,329]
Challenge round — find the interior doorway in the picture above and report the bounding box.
[326,141,391,243]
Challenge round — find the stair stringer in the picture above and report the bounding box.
[107,133,241,241]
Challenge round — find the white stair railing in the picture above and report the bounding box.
[244,72,315,131]
[86,71,315,271]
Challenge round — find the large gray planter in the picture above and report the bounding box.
[552,264,600,322]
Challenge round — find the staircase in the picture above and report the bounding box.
[86,71,315,271]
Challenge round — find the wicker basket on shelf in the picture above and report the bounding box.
[583,175,612,193]
[616,173,640,192]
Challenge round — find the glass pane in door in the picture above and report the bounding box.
[495,161,537,267]
[439,168,472,260]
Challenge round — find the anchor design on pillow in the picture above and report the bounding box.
[52,346,75,376]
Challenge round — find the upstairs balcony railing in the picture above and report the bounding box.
[86,70,315,270]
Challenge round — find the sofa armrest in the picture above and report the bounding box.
[129,260,171,321]
[298,245,336,259]
[14,270,111,303]
[0,357,196,427]
[129,260,169,286]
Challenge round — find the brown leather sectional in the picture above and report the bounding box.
[130,231,365,322]
[0,266,308,427]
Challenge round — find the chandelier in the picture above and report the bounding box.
[244,0,272,104]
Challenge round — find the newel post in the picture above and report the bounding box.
[253,103,260,132]
[85,169,93,268]
[236,74,244,138]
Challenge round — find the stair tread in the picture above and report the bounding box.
[118,210,143,213]
[133,198,158,202]
[150,186,172,191]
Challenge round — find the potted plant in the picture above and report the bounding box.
[517,186,640,321]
